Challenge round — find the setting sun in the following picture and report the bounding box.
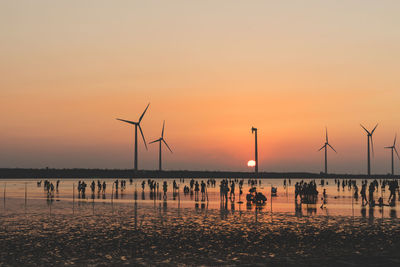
[247,160,256,167]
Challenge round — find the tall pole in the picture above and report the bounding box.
[159,141,162,171]
[391,148,394,176]
[254,129,258,174]
[134,124,138,171]
[324,145,328,174]
[367,135,370,176]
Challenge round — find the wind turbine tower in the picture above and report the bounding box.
[252,127,258,174]
[360,124,378,176]
[150,121,173,171]
[318,128,337,174]
[116,103,150,171]
[384,134,399,176]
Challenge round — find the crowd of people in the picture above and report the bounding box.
[35,177,400,212]
[37,179,60,199]
[294,180,319,203]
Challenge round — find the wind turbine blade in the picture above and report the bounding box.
[384,146,392,149]
[162,139,173,153]
[328,143,337,153]
[138,124,147,150]
[116,118,136,125]
[325,127,328,143]
[371,136,375,157]
[149,139,160,144]
[138,103,150,123]
[371,123,378,135]
[318,144,326,151]
[360,124,370,135]
[394,134,397,146]
[161,120,165,138]
[395,147,400,160]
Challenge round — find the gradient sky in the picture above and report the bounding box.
[1,1,400,174]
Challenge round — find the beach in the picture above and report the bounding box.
[2,202,400,266]
[1,178,400,266]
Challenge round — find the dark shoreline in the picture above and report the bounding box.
[0,168,398,179]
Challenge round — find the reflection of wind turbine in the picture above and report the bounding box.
[116,103,150,171]
[384,134,399,176]
[149,120,172,171]
[251,127,258,174]
[360,123,378,176]
[318,127,337,174]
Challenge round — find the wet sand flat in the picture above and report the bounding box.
[1,205,400,266]
[2,178,400,266]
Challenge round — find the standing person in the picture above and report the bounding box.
[115,180,119,191]
[388,180,397,202]
[163,181,168,200]
[194,181,200,201]
[201,181,206,201]
[91,181,95,193]
[294,182,300,199]
[81,182,87,198]
[230,181,235,200]
[361,183,367,205]
[224,181,229,203]
[368,182,375,205]
[190,179,195,192]
[102,181,106,193]
[354,184,359,199]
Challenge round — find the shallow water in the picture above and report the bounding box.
[1,178,400,266]
[1,178,399,218]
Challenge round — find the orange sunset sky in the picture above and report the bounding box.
[1,1,400,174]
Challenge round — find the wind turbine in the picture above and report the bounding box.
[149,120,172,171]
[116,103,150,171]
[360,123,378,176]
[251,127,258,174]
[384,134,399,176]
[318,127,337,174]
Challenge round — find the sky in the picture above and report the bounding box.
[1,1,400,174]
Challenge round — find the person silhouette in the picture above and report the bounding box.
[163,181,168,200]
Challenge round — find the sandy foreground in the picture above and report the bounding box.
[1,203,400,266]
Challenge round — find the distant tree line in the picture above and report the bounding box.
[0,168,398,179]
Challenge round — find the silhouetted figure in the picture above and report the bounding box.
[361,183,367,205]
[354,184,359,199]
[368,182,375,205]
[163,181,167,200]
[190,179,195,192]
[81,181,87,198]
[230,181,235,201]
[295,182,300,199]
[91,181,95,194]
[194,181,200,201]
[388,180,398,202]
[184,185,189,194]
[246,187,266,205]
[115,180,119,191]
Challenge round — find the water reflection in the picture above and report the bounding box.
[2,178,400,219]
